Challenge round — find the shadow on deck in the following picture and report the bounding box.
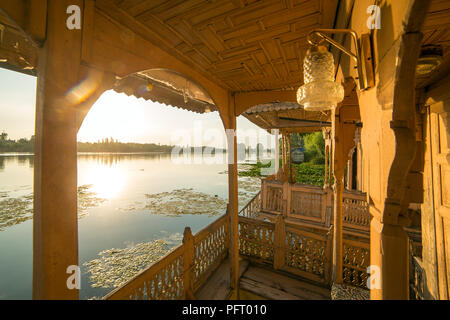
[196,258,330,300]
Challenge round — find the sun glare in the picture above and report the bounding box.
[84,164,127,200]
[77,90,153,143]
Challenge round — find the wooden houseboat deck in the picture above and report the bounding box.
[196,258,331,300]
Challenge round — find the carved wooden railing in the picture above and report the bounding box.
[261,179,371,231]
[104,213,229,300]
[289,184,329,225]
[103,242,185,300]
[239,191,261,218]
[409,256,424,300]
[342,237,370,288]
[262,180,284,213]
[239,215,333,285]
[238,216,275,265]
[192,214,229,291]
[342,191,371,230]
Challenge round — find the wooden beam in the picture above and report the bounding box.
[90,0,230,126]
[0,0,47,45]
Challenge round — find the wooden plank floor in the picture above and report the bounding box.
[195,258,250,300]
[239,265,331,300]
[195,259,330,300]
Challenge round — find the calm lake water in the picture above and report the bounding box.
[0,152,264,300]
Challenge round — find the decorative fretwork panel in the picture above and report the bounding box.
[105,214,229,300]
[285,230,328,278]
[265,186,283,212]
[290,190,322,219]
[105,245,185,300]
[239,191,261,218]
[410,256,424,300]
[343,240,369,288]
[139,254,185,300]
[239,217,274,263]
[193,216,228,287]
[342,192,371,230]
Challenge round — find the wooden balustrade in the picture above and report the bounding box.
[261,179,371,231]
[263,181,284,213]
[342,191,371,230]
[342,238,370,288]
[104,188,417,299]
[192,214,229,291]
[238,215,333,286]
[409,256,424,300]
[239,191,261,218]
[238,216,275,265]
[104,243,186,300]
[289,184,328,224]
[104,213,229,300]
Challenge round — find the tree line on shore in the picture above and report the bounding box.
[0,133,229,153]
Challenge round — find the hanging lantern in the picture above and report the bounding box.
[297,46,344,111]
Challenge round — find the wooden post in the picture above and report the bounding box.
[346,156,353,190]
[226,115,239,291]
[370,216,409,299]
[183,227,194,299]
[332,176,344,284]
[33,0,85,300]
[274,129,279,175]
[274,214,286,270]
[324,145,329,187]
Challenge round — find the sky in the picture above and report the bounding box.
[0,68,274,149]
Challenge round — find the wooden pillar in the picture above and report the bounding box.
[332,175,344,284]
[331,89,359,285]
[274,129,279,175]
[287,133,292,183]
[183,227,194,299]
[370,216,409,299]
[328,140,333,185]
[226,112,239,292]
[274,214,286,270]
[346,156,353,190]
[33,0,85,300]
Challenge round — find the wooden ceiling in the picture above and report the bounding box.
[111,0,339,92]
[417,0,450,88]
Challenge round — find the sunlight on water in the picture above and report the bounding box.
[0,153,264,299]
[82,164,127,200]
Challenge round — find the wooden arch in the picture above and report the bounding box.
[383,0,431,225]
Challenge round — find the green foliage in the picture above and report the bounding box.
[301,132,325,164]
[77,141,174,153]
[238,161,272,177]
[292,163,325,186]
[0,132,222,154]
[0,134,34,152]
[239,161,325,186]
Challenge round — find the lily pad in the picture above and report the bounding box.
[83,239,169,288]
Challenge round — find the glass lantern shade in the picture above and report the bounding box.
[297,46,344,111]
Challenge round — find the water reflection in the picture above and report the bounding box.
[78,152,170,167]
[0,154,34,171]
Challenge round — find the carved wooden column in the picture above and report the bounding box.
[331,79,359,285]
[323,129,331,187]
[33,0,86,300]
[354,127,363,191]
[346,151,354,190]
[332,174,345,283]
[225,104,239,292]
[274,129,279,175]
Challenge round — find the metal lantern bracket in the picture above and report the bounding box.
[307,29,374,91]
